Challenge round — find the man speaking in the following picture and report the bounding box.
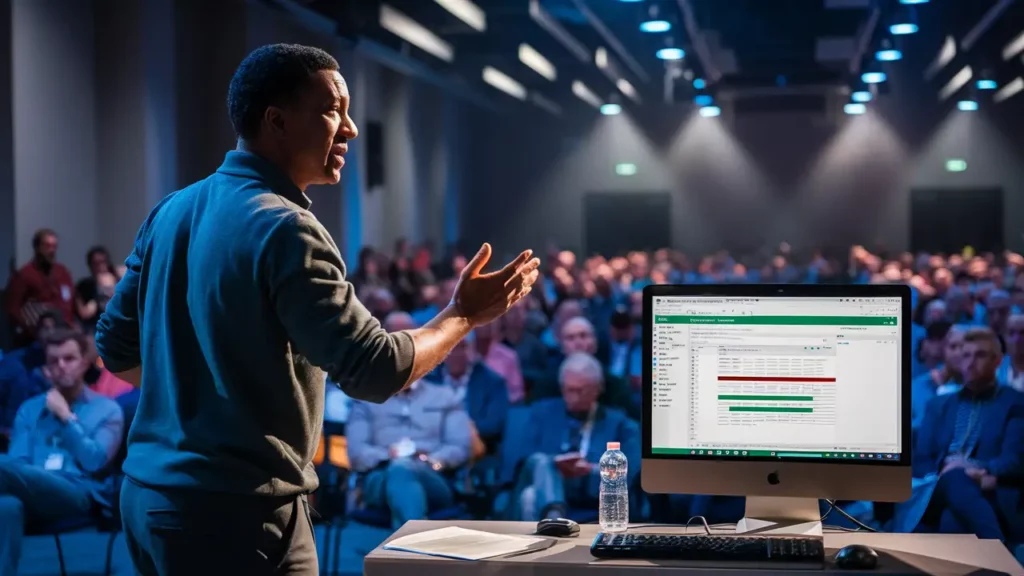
[95,44,539,575]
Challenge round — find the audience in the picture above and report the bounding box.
[345,313,473,529]
[0,329,124,575]
[470,321,525,404]
[509,353,640,521]
[4,230,76,348]
[5,232,1024,565]
[74,246,124,334]
[428,331,509,454]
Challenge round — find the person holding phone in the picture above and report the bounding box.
[509,353,640,521]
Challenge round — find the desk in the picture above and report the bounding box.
[364,520,1023,575]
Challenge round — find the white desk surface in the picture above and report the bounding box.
[364,520,1023,575]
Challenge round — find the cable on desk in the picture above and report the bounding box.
[823,499,877,532]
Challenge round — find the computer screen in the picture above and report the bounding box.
[650,295,903,463]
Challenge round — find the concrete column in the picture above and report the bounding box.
[93,0,178,261]
[441,93,462,247]
[338,47,366,267]
[173,0,248,187]
[12,0,99,278]
[381,68,418,245]
[0,2,14,285]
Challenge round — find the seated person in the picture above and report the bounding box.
[0,329,124,574]
[499,301,549,391]
[911,324,965,429]
[428,330,509,454]
[472,320,524,404]
[346,379,472,529]
[997,314,1024,391]
[605,308,642,402]
[530,317,640,421]
[0,312,69,432]
[509,352,640,521]
[902,327,1024,542]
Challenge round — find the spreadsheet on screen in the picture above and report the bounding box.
[650,296,902,461]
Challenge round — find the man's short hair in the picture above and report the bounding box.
[560,316,595,338]
[43,328,89,356]
[32,228,56,249]
[227,44,339,141]
[559,352,604,390]
[963,326,1001,351]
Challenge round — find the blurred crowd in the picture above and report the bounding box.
[1,228,1023,572]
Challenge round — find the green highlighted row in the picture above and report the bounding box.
[654,315,896,325]
[718,395,813,401]
[727,406,813,413]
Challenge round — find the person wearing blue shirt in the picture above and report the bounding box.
[429,331,509,451]
[96,44,539,575]
[902,327,1024,542]
[0,330,123,576]
[508,353,640,521]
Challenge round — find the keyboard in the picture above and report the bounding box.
[590,532,825,570]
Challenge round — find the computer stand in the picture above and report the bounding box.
[734,496,823,536]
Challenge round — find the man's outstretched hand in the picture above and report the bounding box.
[452,243,540,327]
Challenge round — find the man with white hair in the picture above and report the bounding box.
[508,353,639,521]
[531,317,640,420]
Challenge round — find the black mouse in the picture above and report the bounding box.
[835,544,879,570]
[535,517,580,537]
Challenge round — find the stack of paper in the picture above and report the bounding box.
[383,526,549,560]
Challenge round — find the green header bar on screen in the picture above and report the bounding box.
[653,315,897,326]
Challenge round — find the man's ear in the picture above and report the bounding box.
[263,106,287,137]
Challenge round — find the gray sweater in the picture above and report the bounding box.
[96,151,415,496]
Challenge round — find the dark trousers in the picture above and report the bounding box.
[0,456,92,576]
[923,468,1005,541]
[121,477,317,576]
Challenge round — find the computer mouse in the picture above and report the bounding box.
[834,544,879,570]
[535,517,580,538]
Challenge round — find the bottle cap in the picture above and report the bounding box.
[607,442,620,450]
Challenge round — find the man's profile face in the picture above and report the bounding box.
[278,69,358,188]
[45,339,86,390]
[961,340,1000,385]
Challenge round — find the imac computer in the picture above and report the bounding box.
[641,284,911,536]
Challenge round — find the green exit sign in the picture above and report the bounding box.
[616,163,637,176]
[945,159,967,172]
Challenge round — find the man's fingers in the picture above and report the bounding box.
[494,250,533,282]
[462,243,493,279]
[503,257,540,287]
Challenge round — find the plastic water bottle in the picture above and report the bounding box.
[599,441,629,532]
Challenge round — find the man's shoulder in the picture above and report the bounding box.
[16,393,46,418]
[81,387,123,411]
